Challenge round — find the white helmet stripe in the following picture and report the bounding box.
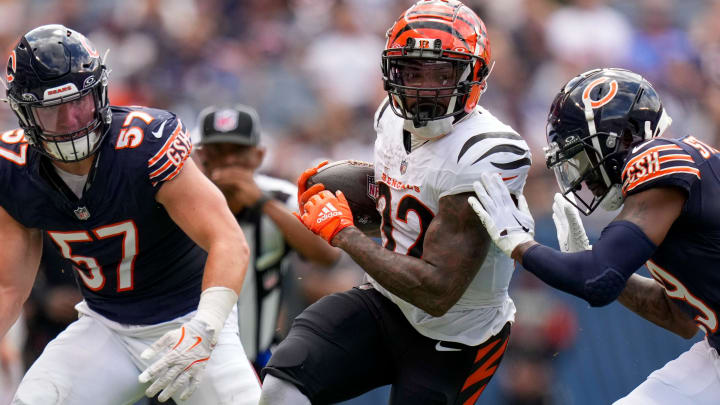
[650,108,672,139]
[583,97,612,187]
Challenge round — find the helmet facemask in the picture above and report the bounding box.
[385,46,474,117]
[382,37,489,139]
[545,129,626,215]
[12,85,107,161]
[5,25,111,163]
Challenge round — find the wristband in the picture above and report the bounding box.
[193,286,238,344]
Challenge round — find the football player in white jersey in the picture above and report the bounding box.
[259,1,532,404]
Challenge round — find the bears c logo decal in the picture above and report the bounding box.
[6,50,15,83]
[582,77,618,109]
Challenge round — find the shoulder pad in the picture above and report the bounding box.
[622,137,701,197]
[110,107,192,188]
[146,116,192,187]
[447,131,531,195]
[430,131,531,198]
[455,131,528,167]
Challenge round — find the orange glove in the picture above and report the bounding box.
[300,190,354,243]
[299,183,325,210]
[291,185,322,223]
[296,160,329,209]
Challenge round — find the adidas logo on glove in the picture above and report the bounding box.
[317,204,343,223]
[297,188,355,243]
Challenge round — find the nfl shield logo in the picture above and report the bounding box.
[400,159,408,175]
[74,206,91,221]
[213,109,239,132]
[367,175,378,200]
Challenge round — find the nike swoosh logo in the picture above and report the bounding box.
[435,341,462,352]
[152,120,167,139]
[631,140,653,154]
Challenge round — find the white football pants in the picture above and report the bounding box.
[614,338,720,405]
[12,301,260,405]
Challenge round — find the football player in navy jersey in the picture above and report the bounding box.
[470,68,720,404]
[0,25,260,404]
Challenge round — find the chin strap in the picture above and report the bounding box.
[403,116,453,140]
[599,184,624,211]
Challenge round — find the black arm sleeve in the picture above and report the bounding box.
[521,221,657,307]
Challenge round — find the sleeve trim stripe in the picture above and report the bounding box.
[150,141,194,181]
[659,154,694,164]
[149,159,173,179]
[159,159,187,183]
[623,166,700,194]
[148,120,183,166]
[622,144,685,178]
[151,159,187,188]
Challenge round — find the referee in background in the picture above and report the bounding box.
[194,105,341,372]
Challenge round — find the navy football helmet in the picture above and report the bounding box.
[5,24,111,162]
[545,68,672,215]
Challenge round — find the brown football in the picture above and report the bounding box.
[306,160,381,235]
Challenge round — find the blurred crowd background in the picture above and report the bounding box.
[0,0,714,404]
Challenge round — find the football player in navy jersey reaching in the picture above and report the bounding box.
[470,68,720,404]
[0,25,260,404]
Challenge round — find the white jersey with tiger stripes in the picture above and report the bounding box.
[366,102,531,346]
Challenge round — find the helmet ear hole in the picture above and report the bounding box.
[603,156,623,185]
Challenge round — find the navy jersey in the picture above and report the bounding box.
[621,135,720,349]
[0,106,205,324]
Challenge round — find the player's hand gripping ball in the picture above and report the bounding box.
[297,160,329,209]
[300,190,355,243]
[299,160,381,234]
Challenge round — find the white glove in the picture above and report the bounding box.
[551,193,590,252]
[468,172,535,257]
[139,317,214,402]
[138,287,238,402]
